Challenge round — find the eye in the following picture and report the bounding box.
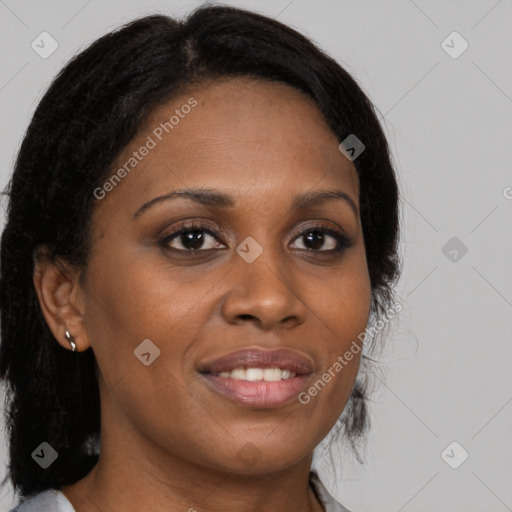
[158,221,353,254]
[158,222,225,251]
[290,224,353,253]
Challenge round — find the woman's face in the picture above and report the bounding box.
[78,77,372,474]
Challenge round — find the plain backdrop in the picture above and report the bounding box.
[0,1,511,511]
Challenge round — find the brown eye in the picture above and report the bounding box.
[290,225,353,253]
[158,221,352,255]
[159,223,225,251]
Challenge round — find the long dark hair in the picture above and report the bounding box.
[0,4,400,498]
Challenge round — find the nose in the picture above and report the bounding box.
[220,248,308,330]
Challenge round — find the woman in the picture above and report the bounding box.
[0,5,400,511]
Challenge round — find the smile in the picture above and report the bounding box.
[200,372,311,408]
[213,367,296,381]
[198,347,314,408]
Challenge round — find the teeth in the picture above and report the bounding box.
[281,369,292,379]
[246,368,263,381]
[263,368,282,381]
[230,368,245,380]
[214,367,296,381]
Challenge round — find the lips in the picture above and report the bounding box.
[198,347,314,376]
[197,347,315,408]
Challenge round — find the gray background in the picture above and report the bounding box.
[1,0,511,511]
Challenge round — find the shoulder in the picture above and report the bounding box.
[10,476,349,512]
[8,489,76,512]
[309,470,353,512]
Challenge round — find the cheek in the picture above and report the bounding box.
[85,245,205,333]
[301,253,371,408]
[82,245,222,381]
[317,252,372,350]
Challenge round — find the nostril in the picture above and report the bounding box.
[238,314,256,321]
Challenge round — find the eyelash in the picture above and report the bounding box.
[158,221,353,255]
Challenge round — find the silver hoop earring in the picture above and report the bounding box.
[65,329,77,352]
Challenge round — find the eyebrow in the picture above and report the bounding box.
[133,188,359,219]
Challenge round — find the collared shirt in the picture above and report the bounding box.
[9,471,351,512]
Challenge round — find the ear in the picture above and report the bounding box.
[33,247,91,352]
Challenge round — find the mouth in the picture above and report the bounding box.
[198,347,314,409]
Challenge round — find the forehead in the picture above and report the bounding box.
[94,77,359,218]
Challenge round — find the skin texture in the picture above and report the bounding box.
[34,77,372,512]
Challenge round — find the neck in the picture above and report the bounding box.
[61,413,324,512]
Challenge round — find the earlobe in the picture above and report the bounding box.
[32,249,90,352]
